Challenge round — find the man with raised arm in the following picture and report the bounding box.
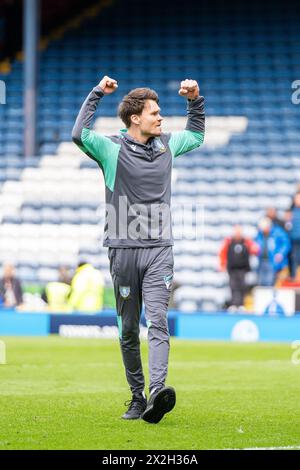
[72,76,205,424]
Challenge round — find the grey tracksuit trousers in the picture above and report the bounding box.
[109,246,174,395]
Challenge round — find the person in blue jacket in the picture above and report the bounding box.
[255,217,291,286]
[289,193,300,278]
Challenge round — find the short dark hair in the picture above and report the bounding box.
[118,88,159,128]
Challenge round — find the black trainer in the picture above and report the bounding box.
[122,393,147,420]
[141,386,176,424]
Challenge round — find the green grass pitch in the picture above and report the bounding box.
[0,336,300,450]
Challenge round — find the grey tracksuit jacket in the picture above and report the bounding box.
[72,86,205,248]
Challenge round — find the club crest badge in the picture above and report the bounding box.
[154,138,166,153]
[119,286,130,299]
[163,275,173,289]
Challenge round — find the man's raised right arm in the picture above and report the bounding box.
[72,76,119,163]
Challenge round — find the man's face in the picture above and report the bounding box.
[3,264,14,279]
[135,100,163,137]
[294,193,300,207]
[233,225,242,240]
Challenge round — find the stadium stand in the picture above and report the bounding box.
[0,0,299,310]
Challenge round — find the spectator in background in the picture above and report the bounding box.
[288,183,300,211]
[0,263,23,308]
[219,225,258,309]
[265,207,285,230]
[266,207,292,278]
[284,209,292,232]
[43,266,72,313]
[289,193,300,278]
[68,262,104,313]
[57,266,72,285]
[283,209,293,277]
[255,218,290,286]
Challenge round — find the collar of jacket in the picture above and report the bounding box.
[120,129,155,148]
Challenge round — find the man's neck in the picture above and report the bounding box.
[127,128,151,145]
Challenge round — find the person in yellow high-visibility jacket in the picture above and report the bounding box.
[68,262,104,313]
[45,281,72,313]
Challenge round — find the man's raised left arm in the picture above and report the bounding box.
[168,79,205,158]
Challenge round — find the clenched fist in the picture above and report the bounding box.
[178,79,199,100]
[98,76,118,95]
